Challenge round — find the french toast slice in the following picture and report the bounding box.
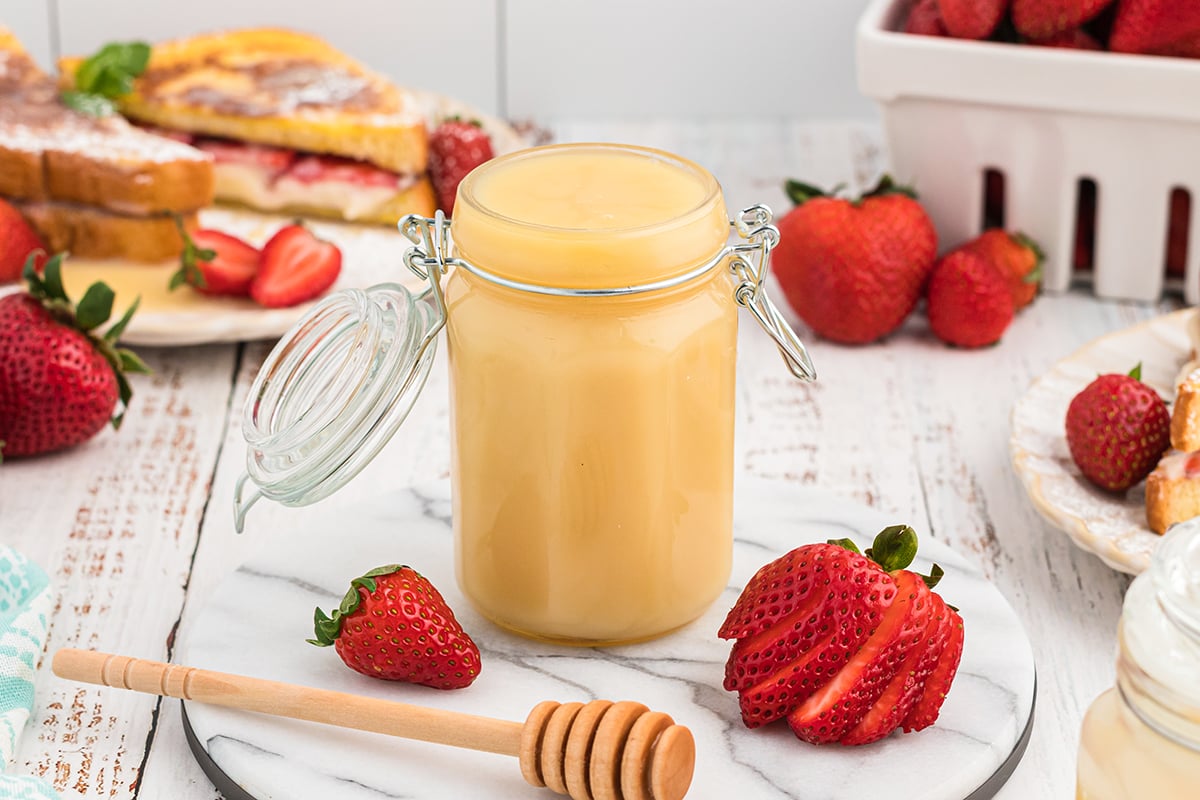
[1146,451,1200,535]
[0,27,212,222]
[1173,367,1200,453]
[60,28,427,175]
[16,202,196,262]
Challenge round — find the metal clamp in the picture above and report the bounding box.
[728,205,817,382]
[398,211,453,349]
[397,206,816,383]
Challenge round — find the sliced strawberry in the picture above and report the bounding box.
[736,618,878,728]
[284,155,400,188]
[903,603,964,732]
[249,224,342,309]
[170,228,261,296]
[719,543,892,642]
[194,137,297,174]
[724,571,891,693]
[840,591,952,746]
[0,199,48,283]
[787,570,931,744]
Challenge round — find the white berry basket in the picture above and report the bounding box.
[856,0,1200,303]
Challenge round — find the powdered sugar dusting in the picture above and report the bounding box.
[0,44,209,169]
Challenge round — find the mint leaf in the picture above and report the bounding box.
[61,90,116,117]
[65,41,150,118]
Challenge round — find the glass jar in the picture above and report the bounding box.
[1076,521,1200,799]
[232,143,815,646]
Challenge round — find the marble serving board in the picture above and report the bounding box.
[177,478,1036,800]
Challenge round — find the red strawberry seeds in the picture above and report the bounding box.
[1065,364,1171,492]
[170,226,261,297]
[720,525,963,746]
[772,176,938,345]
[429,118,495,214]
[926,250,1015,348]
[0,254,148,458]
[0,198,46,284]
[309,564,481,689]
[249,223,342,308]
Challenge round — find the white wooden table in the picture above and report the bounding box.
[2,120,1176,799]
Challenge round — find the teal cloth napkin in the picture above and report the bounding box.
[0,547,58,800]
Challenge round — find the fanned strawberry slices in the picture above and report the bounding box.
[719,526,965,746]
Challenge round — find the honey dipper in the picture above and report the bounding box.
[52,649,695,800]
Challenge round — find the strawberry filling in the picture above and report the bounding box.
[1186,452,1200,478]
[191,136,404,188]
[194,137,297,174]
[284,154,401,188]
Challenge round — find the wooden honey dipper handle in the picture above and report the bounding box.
[52,649,694,800]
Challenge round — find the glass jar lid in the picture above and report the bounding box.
[452,143,731,291]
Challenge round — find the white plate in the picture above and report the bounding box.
[1010,309,1195,574]
[4,94,527,348]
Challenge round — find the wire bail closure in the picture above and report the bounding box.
[396,206,816,382]
[728,205,817,382]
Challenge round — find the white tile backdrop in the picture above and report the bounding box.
[4,0,877,119]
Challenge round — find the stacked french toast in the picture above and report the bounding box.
[0,26,437,265]
[0,29,210,261]
[1147,315,1200,533]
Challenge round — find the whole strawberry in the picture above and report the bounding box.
[428,118,494,215]
[1012,0,1114,39]
[1110,0,1200,55]
[720,526,963,746]
[1028,27,1104,49]
[309,564,481,689]
[772,175,937,345]
[0,198,47,283]
[926,250,1014,348]
[905,0,950,35]
[961,228,1043,309]
[936,0,1008,39]
[0,254,148,459]
[1065,364,1170,492]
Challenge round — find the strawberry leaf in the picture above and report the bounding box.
[170,215,214,291]
[827,537,863,555]
[41,254,67,300]
[923,563,945,590]
[785,179,829,207]
[117,348,151,375]
[308,565,405,648]
[22,252,48,297]
[112,370,131,429]
[104,296,140,343]
[866,525,919,572]
[307,607,341,647]
[862,174,918,201]
[1129,363,1143,381]
[75,282,115,330]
